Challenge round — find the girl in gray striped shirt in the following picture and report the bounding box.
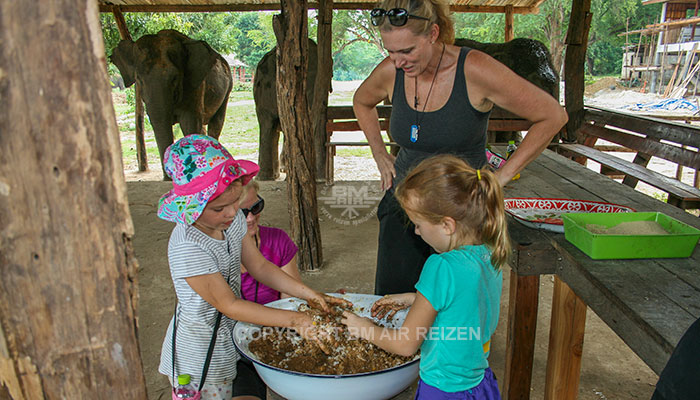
[156,135,346,399]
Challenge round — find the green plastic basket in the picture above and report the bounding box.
[562,212,700,259]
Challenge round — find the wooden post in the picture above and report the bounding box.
[658,26,670,94]
[112,7,147,172]
[503,271,540,400]
[0,1,147,398]
[544,277,587,400]
[312,0,333,181]
[563,0,592,142]
[273,0,323,271]
[504,5,514,42]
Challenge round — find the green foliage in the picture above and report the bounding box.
[453,13,505,43]
[125,87,136,110]
[101,12,239,58]
[333,41,384,81]
[99,0,667,93]
[233,81,253,92]
[231,12,275,71]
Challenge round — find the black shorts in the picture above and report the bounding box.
[232,357,267,399]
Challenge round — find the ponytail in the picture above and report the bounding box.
[475,169,511,269]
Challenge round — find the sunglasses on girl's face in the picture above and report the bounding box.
[370,8,430,27]
[241,195,265,217]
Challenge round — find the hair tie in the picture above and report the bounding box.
[476,169,482,181]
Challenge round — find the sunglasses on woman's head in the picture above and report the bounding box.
[370,8,430,27]
[242,195,265,217]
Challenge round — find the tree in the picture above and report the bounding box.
[232,12,275,72]
[100,13,240,59]
[2,1,147,397]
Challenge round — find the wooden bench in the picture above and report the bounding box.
[325,105,397,185]
[556,106,700,209]
[325,105,535,185]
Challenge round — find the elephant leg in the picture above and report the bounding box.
[179,112,205,136]
[206,95,229,140]
[152,123,175,181]
[257,117,280,180]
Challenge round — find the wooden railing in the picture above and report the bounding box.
[556,106,700,209]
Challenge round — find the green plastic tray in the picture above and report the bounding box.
[562,212,700,259]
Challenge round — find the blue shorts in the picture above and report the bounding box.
[415,367,500,400]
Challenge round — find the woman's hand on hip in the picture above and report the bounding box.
[373,151,397,190]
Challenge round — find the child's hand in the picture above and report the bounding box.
[340,311,376,340]
[291,313,334,355]
[307,292,353,313]
[372,294,413,321]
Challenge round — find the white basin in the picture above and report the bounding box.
[232,293,419,400]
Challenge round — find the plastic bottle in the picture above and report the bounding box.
[174,374,198,399]
[506,140,517,160]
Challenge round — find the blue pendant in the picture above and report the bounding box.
[410,124,419,143]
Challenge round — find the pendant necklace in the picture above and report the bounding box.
[411,42,445,143]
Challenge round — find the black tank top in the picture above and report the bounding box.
[391,47,491,184]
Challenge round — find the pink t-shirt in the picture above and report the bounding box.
[240,225,298,304]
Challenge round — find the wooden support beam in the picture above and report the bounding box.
[98,3,540,13]
[544,277,587,400]
[274,0,323,271]
[563,0,593,142]
[312,0,333,181]
[505,5,514,42]
[503,271,540,400]
[0,0,147,397]
[112,7,147,172]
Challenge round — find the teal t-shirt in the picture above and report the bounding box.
[414,245,503,392]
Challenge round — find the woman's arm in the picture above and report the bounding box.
[464,50,568,186]
[279,254,301,299]
[353,58,398,190]
[342,292,436,357]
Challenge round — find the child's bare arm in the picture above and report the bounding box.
[240,234,351,311]
[185,272,333,353]
[342,292,436,357]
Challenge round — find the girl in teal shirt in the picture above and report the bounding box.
[342,154,510,399]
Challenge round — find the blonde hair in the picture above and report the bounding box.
[244,179,260,194]
[395,155,511,269]
[375,0,455,44]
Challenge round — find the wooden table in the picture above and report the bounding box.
[500,148,700,400]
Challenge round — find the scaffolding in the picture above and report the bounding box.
[621,1,700,97]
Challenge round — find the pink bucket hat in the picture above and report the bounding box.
[157,135,259,225]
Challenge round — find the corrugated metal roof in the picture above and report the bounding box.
[98,0,546,13]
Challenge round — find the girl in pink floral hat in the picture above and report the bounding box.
[156,135,347,400]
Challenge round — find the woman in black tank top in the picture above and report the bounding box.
[354,0,567,296]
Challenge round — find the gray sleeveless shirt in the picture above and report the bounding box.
[391,47,491,184]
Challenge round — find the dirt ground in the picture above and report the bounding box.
[127,171,659,400]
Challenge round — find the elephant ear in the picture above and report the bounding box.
[110,40,136,88]
[183,40,217,91]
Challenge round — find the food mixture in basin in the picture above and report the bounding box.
[248,302,416,375]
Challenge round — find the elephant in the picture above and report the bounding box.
[110,75,125,90]
[110,29,233,179]
[455,38,560,143]
[253,38,319,180]
[454,38,559,99]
